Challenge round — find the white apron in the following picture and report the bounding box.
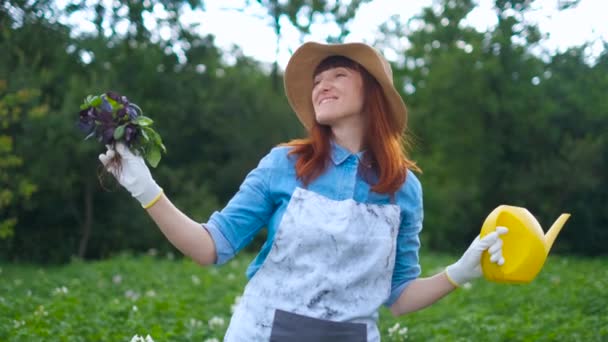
[224,187,401,341]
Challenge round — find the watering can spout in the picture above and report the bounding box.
[544,213,571,251]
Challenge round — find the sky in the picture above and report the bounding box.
[179,0,607,68]
[58,0,608,68]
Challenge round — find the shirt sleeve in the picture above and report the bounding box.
[203,148,278,265]
[385,172,423,306]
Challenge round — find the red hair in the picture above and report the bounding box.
[283,56,420,194]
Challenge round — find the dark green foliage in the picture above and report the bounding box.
[379,0,607,255]
[0,0,606,262]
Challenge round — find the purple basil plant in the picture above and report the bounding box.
[78,91,166,168]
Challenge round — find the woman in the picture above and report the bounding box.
[99,42,507,341]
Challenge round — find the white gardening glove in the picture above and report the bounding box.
[445,226,509,287]
[98,143,163,208]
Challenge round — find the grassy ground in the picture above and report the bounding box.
[1,251,606,341]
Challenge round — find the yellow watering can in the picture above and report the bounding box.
[480,205,570,283]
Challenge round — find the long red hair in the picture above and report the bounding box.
[283,56,421,194]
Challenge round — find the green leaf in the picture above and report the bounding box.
[105,96,119,110]
[145,144,161,168]
[143,126,162,146]
[140,128,149,142]
[135,116,154,126]
[113,124,126,140]
[89,95,102,108]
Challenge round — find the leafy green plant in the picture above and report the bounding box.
[77,91,166,167]
[2,253,607,341]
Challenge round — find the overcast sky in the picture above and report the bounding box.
[185,0,607,68]
[58,0,608,68]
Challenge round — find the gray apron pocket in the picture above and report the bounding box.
[269,309,367,342]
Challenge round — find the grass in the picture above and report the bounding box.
[1,251,606,341]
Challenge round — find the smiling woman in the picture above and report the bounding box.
[97,41,508,341]
[312,57,366,124]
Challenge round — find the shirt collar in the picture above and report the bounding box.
[330,140,366,165]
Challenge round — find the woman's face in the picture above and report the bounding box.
[311,66,365,128]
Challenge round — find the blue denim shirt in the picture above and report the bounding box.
[204,141,423,306]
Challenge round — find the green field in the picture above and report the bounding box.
[1,252,606,341]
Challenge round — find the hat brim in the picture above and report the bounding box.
[284,42,407,131]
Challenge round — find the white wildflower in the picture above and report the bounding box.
[191,275,201,285]
[230,295,242,313]
[388,322,400,337]
[130,334,153,342]
[399,326,409,336]
[13,320,25,329]
[145,290,157,297]
[34,305,48,317]
[190,318,202,327]
[113,274,123,284]
[53,286,69,295]
[203,338,220,342]
[125,290,140,301]
[130,335,143,342]
[462,282,473,290]
[208,316,225,329]
[132,305,138,312]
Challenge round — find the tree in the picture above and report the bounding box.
[0,84,45,241]
[375,0,606,254]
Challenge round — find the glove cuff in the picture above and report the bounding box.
[133,181,163,208]
[445,263,467,287]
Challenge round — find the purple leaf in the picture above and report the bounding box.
[124,124,139,143]
[100,98,113,113]
[126,105,138,119]
[106,91,129,105]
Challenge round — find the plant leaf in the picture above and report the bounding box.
[140,127,149,142]
[105,95,119,110]
[113,124,126,140]
[145,145,161,168]
[135,116,154,126]
[143,127,162,146]
[89,96,102,108]
[84,131,96,140]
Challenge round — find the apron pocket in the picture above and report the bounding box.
[269,309,367,342]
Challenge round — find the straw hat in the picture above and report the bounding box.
[284,42,407,131]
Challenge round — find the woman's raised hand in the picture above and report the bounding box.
[99,143,163,208]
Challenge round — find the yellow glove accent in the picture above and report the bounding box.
[142,189,164,209]
[444,269,460,288]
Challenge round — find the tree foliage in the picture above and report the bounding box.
[0,0,606,262]
[379,0,607,254]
